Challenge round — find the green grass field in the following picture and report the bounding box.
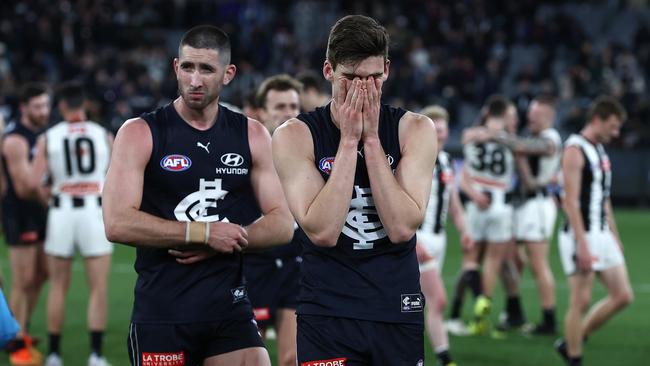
[1,210,649,365]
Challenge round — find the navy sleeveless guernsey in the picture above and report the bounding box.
[133,103,260,323]
[295,103,423,324]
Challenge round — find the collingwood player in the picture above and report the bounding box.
[417,105,472,366]
[459,95,516,335]
[30,82,113,366]
[102,25,293,366]
[490,95,562,334]
[273,15,436,365]
[555,97,633,366]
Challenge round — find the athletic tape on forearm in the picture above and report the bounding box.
[185,222,209,244]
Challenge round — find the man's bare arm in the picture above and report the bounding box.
[273,119,358,247]
[364,112,437,243]
[244,118,294,248]
[562,145,591,271]
[605,199,623,250]
[27,135,50,205]
[2,135,39,200]
[493,132,556,156]
[103,118,188,247]
[515,154,538,190]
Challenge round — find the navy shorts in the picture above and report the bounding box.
[297,315,424,366]
[127,317,265,366]
[2,208,46,246]
[245,255,301,328]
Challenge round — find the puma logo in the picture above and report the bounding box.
[197,141,210,153]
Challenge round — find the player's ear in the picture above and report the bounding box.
[223,64,237,85]
[173,58,180,77]
[383,59,390,81]
[323,60,334,82]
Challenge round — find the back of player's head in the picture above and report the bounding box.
[326,15,389,70]
[484,95,510,118]
[179,25,231,64]
[296,70,323,93]
[256,74,303,109]
[57,81,85,110]
[587,96,627,123]
[421,105,449,123]
[19,82,48,104]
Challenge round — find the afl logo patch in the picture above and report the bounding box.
[221,153,244,167]
[160,155,192,172]
[319,157,335,175]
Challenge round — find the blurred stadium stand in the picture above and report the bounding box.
[0,0,648,204]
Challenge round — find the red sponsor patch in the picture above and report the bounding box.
[253,307,271,321]
[142,352,185,366]
[19,231,38,243]
[601,158,611,172]
[441,172,453,184]
[301,358,347,366]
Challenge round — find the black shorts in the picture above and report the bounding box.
[127,317,265,366]
[2,209,46,246]
[245,256,301,328]
[297,315,424,366]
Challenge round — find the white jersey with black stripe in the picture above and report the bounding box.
[421,151,453,234]
[563,134,612,231]
[46,121,111,197]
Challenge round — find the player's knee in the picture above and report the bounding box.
[615,288,634,309]
[435,294,448,313]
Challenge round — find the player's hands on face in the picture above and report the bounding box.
[206,222,249,254]
[575,237,593,273]
[332,77,364,142]
[362,76,382,141]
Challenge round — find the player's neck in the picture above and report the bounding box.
[329,101,341,129]
[174,97,220,130]
[64,111,86,123]
[581,126,599,145]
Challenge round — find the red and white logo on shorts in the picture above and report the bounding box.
[301,358,346,366]
[253,307,271,321]
[142,352,185,366]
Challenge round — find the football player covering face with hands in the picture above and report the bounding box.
[273,15,437,366]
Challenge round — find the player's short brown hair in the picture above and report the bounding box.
[19,82,48,104]
[255,74,303,109]
[326,15,389,70]
[587,96,627,123]
[179,25,231,64]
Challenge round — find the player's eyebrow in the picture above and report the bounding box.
[342,72,384,79]
[180,61,216,72]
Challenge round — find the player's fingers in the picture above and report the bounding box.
[374,76,382,98]
[239,226,248,239]
[347,79,359,107]
[168,249,190,258]
[336,78,347,106]
[237,234,249,248]
[232,242,243,252]
[355,86,365,112]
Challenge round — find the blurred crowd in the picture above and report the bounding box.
[1,0,650,147]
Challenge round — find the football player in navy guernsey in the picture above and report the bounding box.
[555,97,633,366]
[243,74,303,366]
[102,25,294,366]
[273,15,437,366]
